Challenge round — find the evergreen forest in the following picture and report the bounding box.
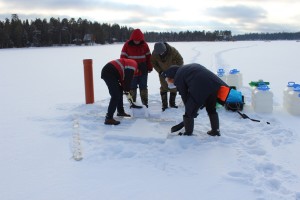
[0,14,299,49]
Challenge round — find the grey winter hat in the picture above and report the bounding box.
[163,65,180,79]
[153,42,167,55]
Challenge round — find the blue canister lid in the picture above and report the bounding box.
[294,87,300,92]
[293,84,300,88]
[218,68,225,73]
[287,82,295,87]
[257,84,270,91]
[229,69,240,74]
[217,68,225,76]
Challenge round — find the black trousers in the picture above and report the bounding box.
[185,91,218,118]
[101,64,124,118]
[205,92,218,115]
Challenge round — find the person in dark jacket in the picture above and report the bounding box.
[121,29,153,107]
[101,58,138,125]
[163,63,230,136]
[151,42,184,111]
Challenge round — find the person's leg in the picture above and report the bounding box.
[102,74,121,125]
[139,74,148,107]
[205,92,220,136]
[169,89,178,108]
[178,115,194,136]
[160,76,169,111]
[130,77,138,102]
[160,92,168,111]
[117,86,131,117]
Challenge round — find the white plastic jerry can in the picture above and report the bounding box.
[217,68,227,82]
[286,87,300,115]
[226,69,243,89]
[283,82,296,109]
[251,81,266,101]
[252,84,273,113]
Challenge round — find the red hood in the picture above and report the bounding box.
[129,29,144,41]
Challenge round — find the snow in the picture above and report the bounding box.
[1,41,300,200]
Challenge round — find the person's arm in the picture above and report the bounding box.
[120,43,128,58]
[123,68,134,92]
[144,44,153,72]
[172,48,184,65]
[150,55,163,75]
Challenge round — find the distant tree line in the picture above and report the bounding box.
[0,14,233,48]
[233,32,300,41]
[0,14,134,48]
[1,14,299,49]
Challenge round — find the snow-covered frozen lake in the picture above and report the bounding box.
[1,41,300,200]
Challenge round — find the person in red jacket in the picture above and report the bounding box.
[101,58,138,125]
[120,29,153,107]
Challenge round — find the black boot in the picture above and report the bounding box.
[140,89,148,107]
[117,112,131,117]
[178,115,194,136]
[169,92,178,108]
[160,92,168,111]
[117,107,131,117]
[207,113,220,136]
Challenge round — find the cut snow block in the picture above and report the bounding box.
[104,119,167,143]
[131,105,150,118]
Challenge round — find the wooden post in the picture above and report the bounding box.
[83,59,94,104]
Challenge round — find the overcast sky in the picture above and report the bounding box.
[0,0,299,35]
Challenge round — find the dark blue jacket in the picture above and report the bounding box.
[174,63,228,116]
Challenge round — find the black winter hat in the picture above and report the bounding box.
[153,42,167,55]
[163,65,180,79]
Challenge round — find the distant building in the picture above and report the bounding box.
[73,38,82,45]
[83,34,95,45]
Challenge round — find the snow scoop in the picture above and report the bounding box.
[171,121,184,132]
[125,93,143,109]
[237,111,270,124]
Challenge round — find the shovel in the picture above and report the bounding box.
[237,111,270,124]
[125,93,143,109]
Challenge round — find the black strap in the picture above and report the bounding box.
[225,102,243,111]
[237,111,270,124]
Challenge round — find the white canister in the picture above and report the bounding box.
[226,69,243,89]
[251,81,267,101]
[252,85,273,113]
[283,82,296,108]
[286,87,300,115]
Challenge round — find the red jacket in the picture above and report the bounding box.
[110,58,138,91]
[120,29,152,76]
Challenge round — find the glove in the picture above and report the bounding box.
[171,121,184,132]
